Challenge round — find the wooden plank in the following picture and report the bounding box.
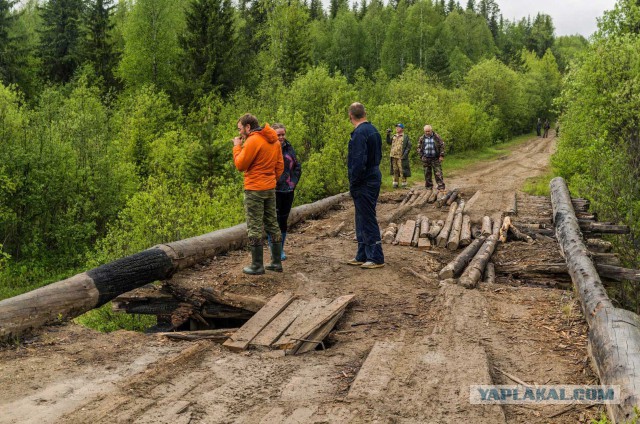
[274,295,355,351]
[251,299,309,347]
[223,291,296,352]
[294,309,345,354]
[348,341,404,399]
[418,238,431,249]
[397,220,417,246]
[272,298,331,349]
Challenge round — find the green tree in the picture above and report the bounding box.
[330,0,348,18]
[82,0,118,88]
[117,0,184,93]
[180,0,238,99]
[266,0,312,84]
[596,0,640,38]
[527,13,555,57]
[440,9,496,64]
[38,0,86,83]
[327,11,366,79]
[380,0,409,77]
[551,34,588,72]
[0,0,19,84]
[309,0,323,19]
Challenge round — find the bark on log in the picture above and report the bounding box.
[393,223,405,245]
[590,252,622,267]
[447,201,465,251]
[438,190,455,207]
[551,176,640,423]
[436,202,460,248]
[399,190,414,207]
[419,218,430,238]
[508,224,533,243]
[458,233,499,289]
[428,220,444,240]
[580,222,630,234]
[446,190,459,206]
[460,215,471,247]
[438,237,486,279]
[471,224,482,240]
[484,262,496,284]
[481,216,493,236]
[499,216,512,243]
[0,192,350,341]
[411,218,422,247]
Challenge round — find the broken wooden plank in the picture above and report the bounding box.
[294,310,345,355]
[272,298,331,350]
[274,295,354,351]
[223,291,296,352]
[251,299,309,347]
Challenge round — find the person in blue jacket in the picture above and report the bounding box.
[346,102,384,269]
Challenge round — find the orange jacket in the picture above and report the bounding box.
[233,124,284,190]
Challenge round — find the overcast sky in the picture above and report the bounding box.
[497,0,618,37]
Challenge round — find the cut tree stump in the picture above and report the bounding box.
[551,176,640,423]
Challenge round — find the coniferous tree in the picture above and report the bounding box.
[180,0,237,99]
[38,0,86,83]
[266,0,311,83]
[82,0,117,88]
[309,0,323,19]
[330,0,348,18]
[465,0,475,12]
[527,13,555,57]
[0,0,19,84]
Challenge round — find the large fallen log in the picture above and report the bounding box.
[460,215,471,247]
[0,192,351,341]
[580,222,630,234]
[481,216,492,236]
[438,237,486,279]
[447,200,466,250]
[551,177,640,423]
[495,262,640,283]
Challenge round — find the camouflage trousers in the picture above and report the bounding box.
[244,190,282,245]
[422,158,445,191]
[391,158,406,183]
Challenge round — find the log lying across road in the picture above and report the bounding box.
[0,192,351,342]
[550,177,640,423]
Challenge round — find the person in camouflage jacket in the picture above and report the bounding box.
[416,125,445,191]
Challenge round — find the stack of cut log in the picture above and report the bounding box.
[386,188,439,223]
[381,199,475,251]
[223,291,354,355]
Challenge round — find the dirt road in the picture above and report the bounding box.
[0,133,604,423]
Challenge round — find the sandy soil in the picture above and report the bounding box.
[0,132,605,423]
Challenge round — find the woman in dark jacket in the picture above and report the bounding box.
[271,123,302,260]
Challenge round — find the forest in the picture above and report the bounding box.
[1,0,636,320]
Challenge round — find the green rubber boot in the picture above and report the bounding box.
[265,241,283,272]
[243,244,265,275]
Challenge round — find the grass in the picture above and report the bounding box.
[73,303,157,333]
[380,132,535,191]
[522,169,557,197]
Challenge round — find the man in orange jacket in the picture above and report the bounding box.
[233,114,285,275]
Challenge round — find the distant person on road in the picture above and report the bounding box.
[555,123,560,137]
[417,125,445,192]
[271,123,302,261]
[347,102,384,269]
[233,113,284,275]
[536,118,542,137]
[386,123,411,188]
[543,119,550,138]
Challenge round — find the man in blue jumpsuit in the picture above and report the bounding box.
[346,102,384,269]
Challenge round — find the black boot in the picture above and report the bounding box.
[243,244,265,275]
[265,241,283,272]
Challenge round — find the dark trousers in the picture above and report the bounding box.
[351,181,384,264]
[275,191,295,233]
[422,158,445,190]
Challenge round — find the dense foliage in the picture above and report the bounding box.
[0,0,579,308]
[554,0,640,308]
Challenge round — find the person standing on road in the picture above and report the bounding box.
[271,123,302,261]
[543,119,550,138]
[536,118,542,137]
[347,102,384,269]
[417,125,445,192]
[233,113,284,275]
[386,123,411,188]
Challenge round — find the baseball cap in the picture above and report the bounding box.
[395,123,404,128]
